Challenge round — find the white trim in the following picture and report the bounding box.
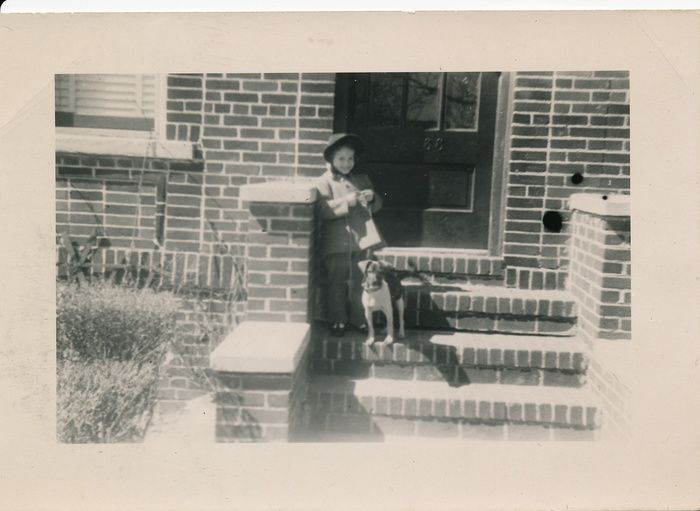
[56,130,193,159]
[569,193,630,217]
[240,180,319,203]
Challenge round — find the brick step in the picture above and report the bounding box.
[402,281,577,335]
[313,328,588,387]
[375,248,505,285]
[302,415,597,442]
[306,375,600,441]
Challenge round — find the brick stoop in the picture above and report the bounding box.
[375,248,505,286]
[402,280,577,335]
[313,328,589,387]
[304,376,600,441]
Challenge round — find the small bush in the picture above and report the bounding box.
[57,281,179,362]
[57,359,161,443]
[56,281,180,443]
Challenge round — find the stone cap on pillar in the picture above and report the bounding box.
[240,180,319,204]
[210,321,311,374]
[569,193,630,217]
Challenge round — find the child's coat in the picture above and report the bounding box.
[315,169,383,257]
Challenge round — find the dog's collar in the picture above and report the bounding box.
[362,281,386,294]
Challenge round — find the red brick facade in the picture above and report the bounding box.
[198,73,335,255]
[505,71,630,290]
[56,71,630,278]
[569,209,632,346]
[56,72,335,256]
[244,199,317,323]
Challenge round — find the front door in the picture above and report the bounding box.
[334,72,500,249]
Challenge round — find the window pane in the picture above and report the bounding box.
[406,73,439,129]
[55,74,156,131]
[369,73,402,127]
[444,72,480,130]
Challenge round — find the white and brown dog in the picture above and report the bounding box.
[358,259,406,346]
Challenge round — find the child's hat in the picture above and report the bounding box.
[323,133,365,163]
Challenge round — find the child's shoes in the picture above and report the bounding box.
[330,322,346,337]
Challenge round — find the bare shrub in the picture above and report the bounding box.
[56,281,179,443]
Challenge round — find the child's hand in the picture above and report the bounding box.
[347,192,359,208]
[360,190,375,203]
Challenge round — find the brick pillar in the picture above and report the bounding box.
[209,180,319,442]
[240,181,319,323]
[568,193,631,347]
[210,322,311,442]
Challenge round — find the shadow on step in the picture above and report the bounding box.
[359,328,470,387]
[402,336,471,387]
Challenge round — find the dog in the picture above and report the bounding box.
[358,259,406,346]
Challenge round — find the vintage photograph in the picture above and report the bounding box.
[54,71,631,443]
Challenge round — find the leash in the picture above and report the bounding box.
[344,183,373,302]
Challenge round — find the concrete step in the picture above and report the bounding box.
[306,375,600,441]
[401,280,577,335]
[312,327,588,387]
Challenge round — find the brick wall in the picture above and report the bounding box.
[569,207,631,346]
[505,71,630,290]
[56,73,335,255]
[166,74,204,145]
[56,159,204,251]
[56,73,206,252]
[199,73,334,254]
[57,70,631,288]
[587,357,632,440]
[244,199,317,323]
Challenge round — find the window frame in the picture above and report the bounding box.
[55,74,193,160]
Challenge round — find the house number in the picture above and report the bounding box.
[424,137,444,152]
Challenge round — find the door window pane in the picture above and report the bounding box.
[369,73,403,127]
[444,72,480,130]
[349,76,369,126]
[406,73,439,129]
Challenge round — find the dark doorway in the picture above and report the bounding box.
[334,72,502,249]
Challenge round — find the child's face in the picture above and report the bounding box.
[331,146,356,175]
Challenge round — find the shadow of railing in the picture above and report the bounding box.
[213,392,264,442]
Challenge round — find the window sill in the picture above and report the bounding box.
[56,129,194,160]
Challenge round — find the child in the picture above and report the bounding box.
[316,133,383,337]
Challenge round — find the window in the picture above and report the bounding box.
[55,74,192,159]
[56,74,157,131]
[350,72,481,131]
